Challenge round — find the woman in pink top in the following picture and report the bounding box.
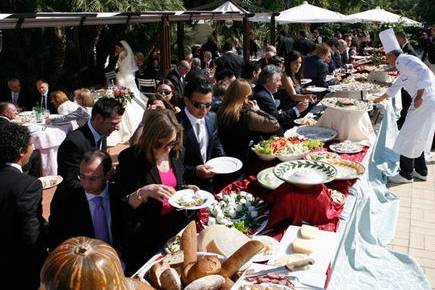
[115,109,198,274]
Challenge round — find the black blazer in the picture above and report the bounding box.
[303,55,330,88]
[294,38,315,56]
[253,85,296,130]
[57,123,107,190]
[0,165,47,290]
[215,52,245,78]
[115,146,190,274]
[0,90,35,111]
[35,90,56,114]
[49,184,126,254]
[167,69,185,99]
[178,110,225,189]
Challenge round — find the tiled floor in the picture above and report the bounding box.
[388,152,435,289]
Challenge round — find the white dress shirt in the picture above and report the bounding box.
[5,162,23,173]
[184,107,208,162]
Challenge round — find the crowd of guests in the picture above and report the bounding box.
[1,25,435,289]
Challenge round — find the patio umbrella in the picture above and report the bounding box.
[213,1,248,13]
[348,6,421,26]
[275,1,354,23]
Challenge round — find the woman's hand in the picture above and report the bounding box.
[296,99,309,113]
[246,100,260,111]
[139,184,175,202]
[307,94,317,104]
[184,184,200,191]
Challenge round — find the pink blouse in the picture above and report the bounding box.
[159,168,177,215]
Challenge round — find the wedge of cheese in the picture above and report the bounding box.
[197,225,250,257]
[299,224,319,240]
[292,238,316,255]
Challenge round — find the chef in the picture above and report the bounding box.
[374,28,435,183]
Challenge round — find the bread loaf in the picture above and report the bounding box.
[148,260,170,289]
[183,275,225,290]
[185,255,221,284]
[160,268,181,290]
[219,277,235,290]
[219,240,264,278]
[181,221,198,284]
[299,224,319,240]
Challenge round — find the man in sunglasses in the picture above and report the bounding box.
[178,77,225,191]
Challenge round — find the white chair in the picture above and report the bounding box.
[104,71,117,86]
[137,78,156,92]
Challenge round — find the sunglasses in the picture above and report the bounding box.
[156,139,178,149]
[191,100,212,110]
[157,89,172,95]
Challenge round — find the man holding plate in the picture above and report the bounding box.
[374,28,435,183]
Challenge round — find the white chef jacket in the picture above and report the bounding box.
[387,54,435,158]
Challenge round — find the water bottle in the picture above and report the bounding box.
[34,102,43,123]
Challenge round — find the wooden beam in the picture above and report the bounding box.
[243,16,250,62]
[270,14,276,45]
[160,15,171,77]
[177,22,184,62]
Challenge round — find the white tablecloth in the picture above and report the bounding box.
[30,121,78,176]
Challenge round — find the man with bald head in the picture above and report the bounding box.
[167,60,191,102]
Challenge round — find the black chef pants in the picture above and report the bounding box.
[399,152,427,179]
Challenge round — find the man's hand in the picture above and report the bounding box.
[196,164,215,179]
[414,96,423,108]
[373,94,387,104]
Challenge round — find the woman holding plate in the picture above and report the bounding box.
[115,109,197,274]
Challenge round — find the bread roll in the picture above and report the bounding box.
[160,268,181,290]
[163,251,184,267]
[181,221,198,284]
[292,238,316,254]
[219,277,235,290]
[148,260,170,288]
[185,255,221,284]
[219,240,264,278]
[299,224,319,240]
[184,275,225,290]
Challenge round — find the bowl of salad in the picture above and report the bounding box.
[251,139,277,161]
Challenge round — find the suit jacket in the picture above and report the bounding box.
[277,35,295,57]
[253,85,296,130]
[303,55,330,88]
[115,146,190,274]
[0,165,47,290]
[0,116,9,127]
[167,69,185,99]
[178,110,225,189]
[49,184,126,253]
[1,90,35,111]
[215,52,245,78]
[294,37,315,56]
[57,123,107,190]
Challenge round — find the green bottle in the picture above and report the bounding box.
[34,102,42,123]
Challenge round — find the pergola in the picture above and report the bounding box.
[0,10,256,75]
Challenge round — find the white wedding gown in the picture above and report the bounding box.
[107,41,148,146]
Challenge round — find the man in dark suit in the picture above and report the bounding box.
[50,150,126,254]
[277,30,294,58]
[294,31,316,56]
[303,43,338,88]
[215,41,245,78]
[0,123,47,290]
[167,60,191,102]
[253,65,309,131]
[0,78,35,111]
[178,77,224,191]
[57,97,124,190]
[35,79,56,114]
[338,39,351,65]
[0,102,42,177]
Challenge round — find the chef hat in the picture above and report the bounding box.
[379,28,401,53]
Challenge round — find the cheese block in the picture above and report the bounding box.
[197,225,250,257]
[292,238,316,254]
[274,253,308,267]
[299,224,319,240]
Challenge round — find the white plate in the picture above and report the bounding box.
[294,126,337,142]
[273,160,337,186]
[305,87,327,93]
[321,97,373,112]
[324,159,365,180]
[329,141,363,154]
[206,157,243,174]
[168,189,215,210]
[49,114,62,119]
[352,55,369,60]
[252,235,280,262]
[39,175,63,189]
[257,167,285,190]
[300,78,312,85]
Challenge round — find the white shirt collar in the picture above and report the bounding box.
[5,162,23,173]
[85,182,109,201]
[0,116,10,121]
[87,120,103,146]
[184,106,205,125]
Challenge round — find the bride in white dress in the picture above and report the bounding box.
[107,40,148,146]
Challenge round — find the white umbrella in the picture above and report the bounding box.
[348,6,421,26]
[213,1,248,14]
[275,1,354,23]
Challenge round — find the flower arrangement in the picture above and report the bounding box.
[107,86,134,107]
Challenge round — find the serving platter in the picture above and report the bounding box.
[273,160,337,186]
[325,159,365,180]
[256,167,285,190]
[292,126,337,142]
[304,151,340,161]
[329,141,364,154]
[168,189,215,210]
[206,157,243,174]
[39,175,63,189]
[321,97,373,112]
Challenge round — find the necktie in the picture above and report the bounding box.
[92,196,110,243]
[41,95,48,110]
[96,138,102,150]
[196,120,207,162]
[12,92,18,105]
